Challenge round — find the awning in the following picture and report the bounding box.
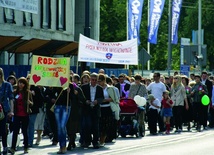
[0,36,78,56]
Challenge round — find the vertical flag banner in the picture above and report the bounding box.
[128,0,144,45]
[148,0,165,44]
[171,0,183,44]
[29,55,70,88]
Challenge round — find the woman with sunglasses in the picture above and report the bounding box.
[171,75,189,133]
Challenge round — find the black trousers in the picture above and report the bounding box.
[12,116,29,149]
[46,108,58,143]
[202,105,208,127]
[173,106,183,130]
[81,113,100,146]
[0,111,8,148]
[148,109,158,134]
[209,107,214,127]
[193,102,204,126]
[158,110,165,132]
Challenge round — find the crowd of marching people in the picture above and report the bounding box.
[0,67,214,154]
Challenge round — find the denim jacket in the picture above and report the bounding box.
[0,81,14,112]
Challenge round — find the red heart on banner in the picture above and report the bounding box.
[60,77,68,86]
[32,74,41,84]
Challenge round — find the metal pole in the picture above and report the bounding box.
[147,0,150,71]
[198,0,202,71]
[81,0,90,73]
[167,0,172,77]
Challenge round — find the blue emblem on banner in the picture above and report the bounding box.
[106,53,113,59]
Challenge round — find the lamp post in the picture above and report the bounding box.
[198,0,202,71]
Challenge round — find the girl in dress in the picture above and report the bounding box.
[161,91,173,134]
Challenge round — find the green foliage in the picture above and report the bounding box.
[100,0,214,71]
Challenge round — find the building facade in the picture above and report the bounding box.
[0,0,100,66]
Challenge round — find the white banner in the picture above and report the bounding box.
[78,34,138,65]
[0,0,38,14]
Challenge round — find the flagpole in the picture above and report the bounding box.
[147,0,150,71]
[126,0,129,70]
[167,0,172,77]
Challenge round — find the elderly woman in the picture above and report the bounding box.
[97,74,119,146]
[171,75,189,133]
[191,74,208,132]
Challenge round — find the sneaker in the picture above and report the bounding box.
[100,143,105,147]
[8,148,15,155]
[28,144,33,148]
[174,129,179,133]
[24,148,28,154]
[3,147,8,155]
[178,129,182,132]
[203,127,208,130]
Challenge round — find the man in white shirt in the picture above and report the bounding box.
[147,72,167,133]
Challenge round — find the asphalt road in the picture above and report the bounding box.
[4,127,214,155]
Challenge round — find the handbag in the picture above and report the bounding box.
[0,84,6,121]
[27,91,33,114]
[0,103,5,121]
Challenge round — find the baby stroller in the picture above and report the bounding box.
[118,99,145,138]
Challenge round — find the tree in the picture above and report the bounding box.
[100,0,214,71]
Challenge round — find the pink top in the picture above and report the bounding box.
[16,93,28,117]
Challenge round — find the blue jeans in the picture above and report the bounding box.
[28,113,37,145]
[54,105,70,148]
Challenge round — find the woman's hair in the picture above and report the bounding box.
[183,76,189,86]
[98,73,106,82]
[189,81,196,87]
[106,76,113,84]
[134,74,142,81]
[163,90,169,96]
[17,77,29,91]
[80,74,90,84]
[172,75,183,88]
[6,75,17,85]
[0,68,5,81]
[16,77,30,102]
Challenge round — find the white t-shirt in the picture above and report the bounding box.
[149,98,161,110]
[147,82,166,102]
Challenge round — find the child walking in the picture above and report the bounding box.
[161,91,173,134]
